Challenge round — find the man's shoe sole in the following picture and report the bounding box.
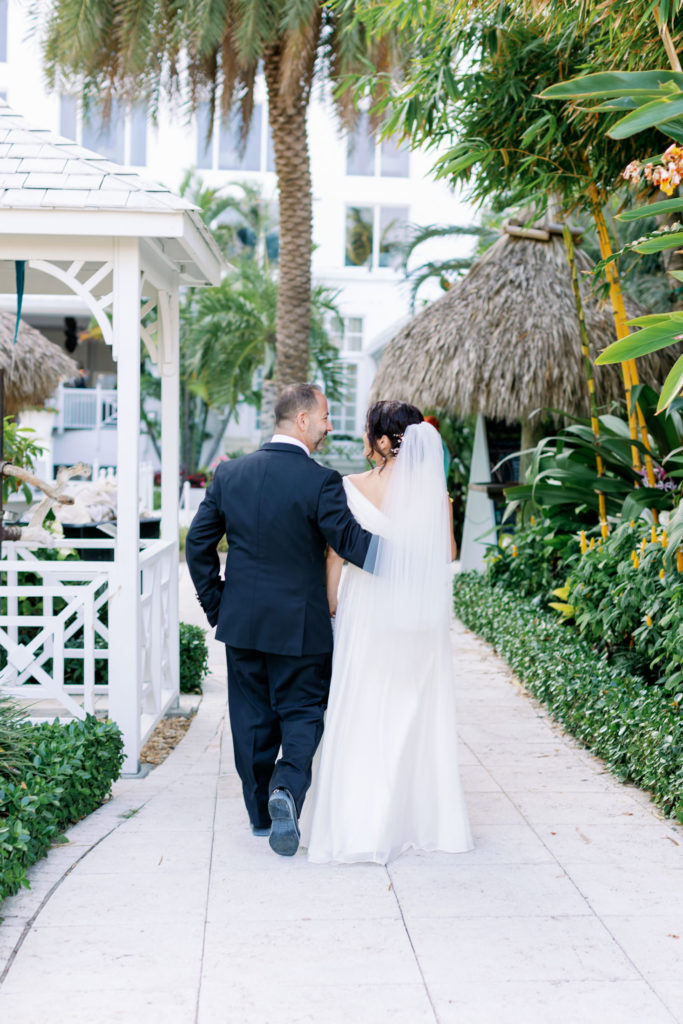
[268,790,300,857]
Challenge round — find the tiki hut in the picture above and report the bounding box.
[372,223,678,445]
[0,312,77,415]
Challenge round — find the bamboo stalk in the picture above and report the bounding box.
[562,223,609,538]
[589,189,641,470]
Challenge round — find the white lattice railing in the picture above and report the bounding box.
[0,538,178,754]
[139,539,178,744]
[55,384,118,432]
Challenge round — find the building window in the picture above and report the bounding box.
[0,0,7,64]
[346,115,375,176]
[380,137,410,177]
[379,206,408,269]
[129,107,148,165]
[329,316,364,353]
[65,97,147,164]
[197,103,266,172]
[60,96,77,141]
[346,114,409,178]
[345,205,409,270]
[82,101,126,163]
[329,363,358,434]
[345,206,374,267]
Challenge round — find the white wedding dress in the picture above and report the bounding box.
[300,423,473,864]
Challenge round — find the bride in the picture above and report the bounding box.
[300,400,473,864]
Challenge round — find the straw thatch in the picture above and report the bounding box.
[0,312,77,415]
[372,229,680,423]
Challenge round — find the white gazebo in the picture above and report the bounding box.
[0,103,225,772]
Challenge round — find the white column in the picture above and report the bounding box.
[160,284,180,702]
[460,413,497,573]
[108,238,142,773]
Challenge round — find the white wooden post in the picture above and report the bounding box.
[160,285,180,703]
[108,239,142,772]
[460,413,497,572]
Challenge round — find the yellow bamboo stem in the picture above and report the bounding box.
[562,223,609,538]
[590,190,660,522]
[590,190,641,470]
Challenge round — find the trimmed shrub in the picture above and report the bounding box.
[179,622,209,694]
[0,714,124,902]
[453,572,683,823]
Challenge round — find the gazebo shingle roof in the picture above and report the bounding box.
[0,102,195,214]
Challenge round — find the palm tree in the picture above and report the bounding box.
[38,1,405,388]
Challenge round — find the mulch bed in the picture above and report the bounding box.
[140,712,196,766]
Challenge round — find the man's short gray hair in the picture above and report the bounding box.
[274,383,322,426]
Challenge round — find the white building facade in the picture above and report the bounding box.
[0,1,475,457]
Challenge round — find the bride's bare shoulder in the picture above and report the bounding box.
[345,470,373,493]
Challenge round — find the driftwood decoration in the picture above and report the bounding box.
[372,230,680,424]
[0,462,89,547]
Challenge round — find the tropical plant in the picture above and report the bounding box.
[504,386,683,532]
[2,417,45,503]
[36,0,408,391]
[341,1,673,481]
[166,174,345,474]
[401,220,498,308]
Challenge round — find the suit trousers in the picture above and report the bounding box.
[225,645,333,829]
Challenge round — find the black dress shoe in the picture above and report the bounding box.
[268,788,300,857]
[250,823,270,837]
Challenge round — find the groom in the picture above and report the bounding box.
[185,383,374,856]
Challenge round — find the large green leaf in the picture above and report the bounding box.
[595,319,683,364]
[618,198,683,222]
[608,95,683,138]
[540,70,683,100]
[657,353,683,413]
[634,231,683,253]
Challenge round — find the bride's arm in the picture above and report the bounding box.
[326,547,344,616]
[448,495,457,561]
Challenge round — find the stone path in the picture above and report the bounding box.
[0,565,681,1023]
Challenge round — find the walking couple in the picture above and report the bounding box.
[186,383,472,864]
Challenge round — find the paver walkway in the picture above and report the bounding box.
[0,565,681,1024]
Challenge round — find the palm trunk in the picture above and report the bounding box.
[264,46,314,389]
[260,377,278,443]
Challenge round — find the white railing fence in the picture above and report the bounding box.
[55,383,118,432]
[0,537,177,756]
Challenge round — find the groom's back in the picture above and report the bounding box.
[197,445,339,655]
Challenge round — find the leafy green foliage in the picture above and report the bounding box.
[565,521,683,691]
[453,573,683,822]
[504,387,683,532]
[179,623,209,695]
[485,515,578,601]
[0,715,124,901]
[2,417,45,503]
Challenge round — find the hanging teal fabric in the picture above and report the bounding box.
[13,260,25,345]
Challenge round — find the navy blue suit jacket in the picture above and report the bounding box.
[185,442,373,656]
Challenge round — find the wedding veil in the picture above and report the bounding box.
[372,421,452,632]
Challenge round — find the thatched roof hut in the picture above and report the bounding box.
[372,226,678,423]
[0,313,77,415]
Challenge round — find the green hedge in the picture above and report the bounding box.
[0,715,124,901]
[453,572,683,823]
[179,622,209,694]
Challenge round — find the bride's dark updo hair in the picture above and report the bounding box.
[366,400,424,462]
